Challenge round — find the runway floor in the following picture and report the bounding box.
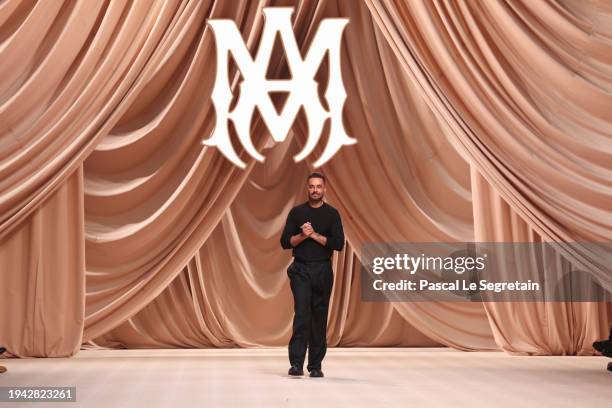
[1,348,611,407]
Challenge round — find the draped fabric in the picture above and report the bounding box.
[363,0,612,354]
[1,0,610,357]
[0,166,84,357]
[364,0,612,279]
[83,0,277,342]
[1,0,194,239]
[471,168,612,355]
[92,139,437,348]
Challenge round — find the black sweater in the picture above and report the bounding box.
[280,202,345,261]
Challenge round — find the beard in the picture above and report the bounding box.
[309,193,323,202]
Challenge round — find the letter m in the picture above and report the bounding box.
[204,8,356,168]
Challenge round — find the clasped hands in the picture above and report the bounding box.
[300,222,316,238]
[292,222,326,247]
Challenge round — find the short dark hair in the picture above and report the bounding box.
[307,172,326,184]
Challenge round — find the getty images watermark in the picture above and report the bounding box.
[360,243,612,302]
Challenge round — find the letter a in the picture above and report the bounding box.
[205,8,356,168]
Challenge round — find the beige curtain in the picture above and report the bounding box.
[1,0,610,357]
[364,0,612,354]
[92,139,437,348]
[0,0,191,239]
[472,168,612,355]
[364,0,612,275]
[0,166,84,357]
[91,0,495,351]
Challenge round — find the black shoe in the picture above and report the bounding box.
[288,365,304,376]
[309,368,324,378]
[593,340,612,357]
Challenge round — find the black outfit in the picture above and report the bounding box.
[593,325,612,358]
[280,201,345,371]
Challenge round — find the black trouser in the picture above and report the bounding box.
[287,259,334,371]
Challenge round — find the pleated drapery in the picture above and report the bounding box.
[1,0,610,357]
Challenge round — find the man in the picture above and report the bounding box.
[280,172,345,378]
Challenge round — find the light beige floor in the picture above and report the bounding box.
[1,348,611,407]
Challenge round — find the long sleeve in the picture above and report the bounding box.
[324,209,344,251]
[280,209,297,249]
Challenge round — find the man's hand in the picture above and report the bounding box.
[301,222,314,237]
[301,222,327,247]
[289,222,313,248]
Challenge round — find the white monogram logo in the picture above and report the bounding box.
[204,8,356,168]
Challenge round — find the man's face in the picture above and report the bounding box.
[307,177,325,202]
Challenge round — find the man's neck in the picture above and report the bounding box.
[308,199,324,208]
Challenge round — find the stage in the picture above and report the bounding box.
[1,348,610,407]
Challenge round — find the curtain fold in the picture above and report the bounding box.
[471,167,612,354]
[0,166,84,357]
[0,0,195,240]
